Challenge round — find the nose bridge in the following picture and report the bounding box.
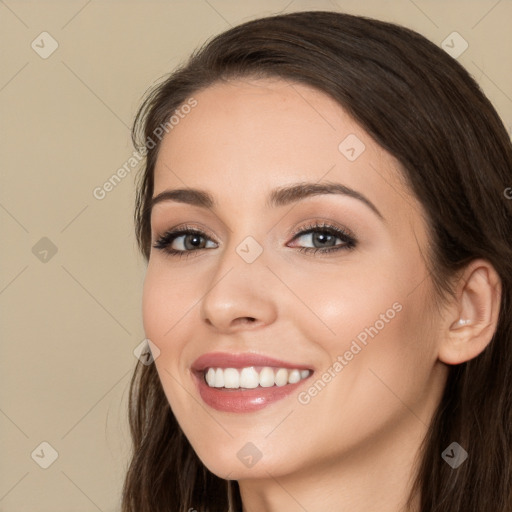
[214,217,269,282]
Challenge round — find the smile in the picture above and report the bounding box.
[191,352,314,412]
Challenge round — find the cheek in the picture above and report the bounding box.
[291,256,435,404]
[141,260,202,343]
[292,293,435,465]
[282,257,406,357]
[141,263,199,416]
[310,276,436,421]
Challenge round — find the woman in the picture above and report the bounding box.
[122,10,512,512]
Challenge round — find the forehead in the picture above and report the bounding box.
[152,78,424,233]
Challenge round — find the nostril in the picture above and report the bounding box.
[236,317,256,325]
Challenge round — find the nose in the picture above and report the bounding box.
[200,239,277,333]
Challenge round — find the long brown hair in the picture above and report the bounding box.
[122,11,512,511]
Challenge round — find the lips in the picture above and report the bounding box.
[191,351,313,372]
[190,351,314,413]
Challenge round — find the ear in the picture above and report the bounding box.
[438,259,502,365]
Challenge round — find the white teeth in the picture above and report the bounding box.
[223,368,239,388]
[288,369,301,384]
[275,368,288,387]
[203,366,312,389]
[259,367,275,387]
[206,368,216,386]
[214,368,224,388]
[240,367,260,389]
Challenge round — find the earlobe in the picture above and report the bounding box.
[438,260,502,366]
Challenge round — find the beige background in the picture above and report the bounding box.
[1,0,511,510]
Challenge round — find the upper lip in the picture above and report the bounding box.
[191,351,314,372]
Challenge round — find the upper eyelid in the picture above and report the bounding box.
[290,221,355,238]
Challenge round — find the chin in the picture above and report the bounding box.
[191,441,302,481]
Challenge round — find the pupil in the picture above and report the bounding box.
[187,235,203,249]
[314,232,333,247]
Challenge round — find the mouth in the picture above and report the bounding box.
[190,351,314,412]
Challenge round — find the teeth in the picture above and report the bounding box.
[259,367,275,387]
[275,368,288,386]
[240,367,259,388]
[206,368,216,386]
[215,368,224,387]
[288,369,301,384]
[203,366,312,389]
[223,368,239,388]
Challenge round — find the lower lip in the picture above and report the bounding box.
[192,370,312,413]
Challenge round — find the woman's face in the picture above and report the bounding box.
[143,78,448,480]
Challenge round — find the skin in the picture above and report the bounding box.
[142,77,501,512]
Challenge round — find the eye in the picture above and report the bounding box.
[152,225,217,259]
[152,221,357,259]
[288,221,357,255]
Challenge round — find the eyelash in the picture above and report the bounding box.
[152,221,357,259]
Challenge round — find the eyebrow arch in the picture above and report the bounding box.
[150,181,384,221]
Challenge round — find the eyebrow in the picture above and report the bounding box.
[150,181,384,221]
